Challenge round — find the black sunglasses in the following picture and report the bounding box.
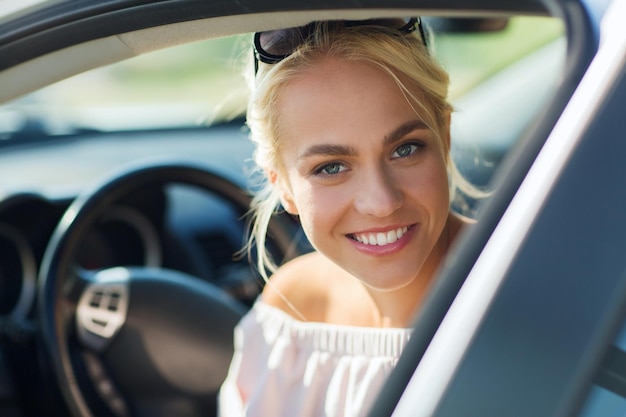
[253,17,427,73]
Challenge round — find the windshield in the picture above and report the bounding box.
[0,34,250,138]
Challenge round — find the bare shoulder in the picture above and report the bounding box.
[260,251,335,321]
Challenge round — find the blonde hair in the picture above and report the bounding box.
[245,20,469,282]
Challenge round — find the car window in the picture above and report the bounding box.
[0,7,581,417]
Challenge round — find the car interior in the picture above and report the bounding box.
[2,0,623,416]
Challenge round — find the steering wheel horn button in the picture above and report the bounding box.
[77,268,130,351]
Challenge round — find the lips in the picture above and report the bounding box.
[351,226,410,246]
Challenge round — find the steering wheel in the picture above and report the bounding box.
[38,162,300,417]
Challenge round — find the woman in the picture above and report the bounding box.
[219,17,470,417]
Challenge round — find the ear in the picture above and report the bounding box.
[267,169,299,215]
[280,192,299,216]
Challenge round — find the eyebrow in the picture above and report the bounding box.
[298,119,430,160]
[383,119,430,147]
[299,143,357,160]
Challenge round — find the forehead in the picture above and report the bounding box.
[274,57,433,159]
[278,57,417,128]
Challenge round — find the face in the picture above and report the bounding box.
[273,57,451,292]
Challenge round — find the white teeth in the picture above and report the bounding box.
[354,226,409,246]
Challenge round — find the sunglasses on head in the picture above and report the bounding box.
[253,17,427,73]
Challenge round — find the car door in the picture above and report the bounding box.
[371,0,626,415]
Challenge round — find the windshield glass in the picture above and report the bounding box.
[0,34,250,137]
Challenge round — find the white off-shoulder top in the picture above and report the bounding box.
[218,301,412,417]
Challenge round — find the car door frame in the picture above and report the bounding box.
[375,0,626,416]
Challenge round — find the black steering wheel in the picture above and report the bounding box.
[38,162,300,417]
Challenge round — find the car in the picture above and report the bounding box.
[0,0,623,416]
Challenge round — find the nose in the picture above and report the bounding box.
[354,164,404,217]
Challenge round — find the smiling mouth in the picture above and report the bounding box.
[350,226,411,246]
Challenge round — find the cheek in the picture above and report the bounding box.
[292,183,332,222]
[290,188,325,245]
[289,180,351,238]
[402,158,450,208]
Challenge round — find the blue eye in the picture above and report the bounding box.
[392,143,422,159]
[315,162,346,176]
